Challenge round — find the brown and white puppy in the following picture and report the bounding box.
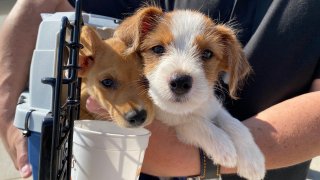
[79,26,154,128]
[115,7,265,180]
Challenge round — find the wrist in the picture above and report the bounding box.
[0,120,17,144]
[0,77,28,116]
[142,120,200,177]
[197,149,238,179]
[219,166,236,174]
[197,149,221,179]
[0,93,19,139]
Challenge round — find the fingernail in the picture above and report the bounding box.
[19,164,31,178]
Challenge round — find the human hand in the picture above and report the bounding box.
[1,123,32,178]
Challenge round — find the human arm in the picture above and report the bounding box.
[239,81,320,170]
[0,0,73,177]
[141,79,320,177]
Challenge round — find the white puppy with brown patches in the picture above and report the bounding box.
[115,7,265,180]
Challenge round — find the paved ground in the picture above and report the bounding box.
[0,0,15,23]
[0,0,319,179]
[0,141,32,180]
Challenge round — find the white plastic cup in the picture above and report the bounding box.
[71,120,151,180]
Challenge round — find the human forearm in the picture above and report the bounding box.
[243,91,320,169]
[142,85,320,176]
[221,83,320,174]
[0,1,42,118]
[0,0,73,174]
[0,0,73,130]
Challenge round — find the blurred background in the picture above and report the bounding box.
[0,0,319,179]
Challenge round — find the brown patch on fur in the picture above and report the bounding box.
[212,24,252,98]
[194,34,223,87]
[140,15,173,76]
[114,6,164,54]
[79,26,154,127]
[191,15,251,93]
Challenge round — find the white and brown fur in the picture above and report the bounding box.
[115,7,265,179]
[78,26,154,128]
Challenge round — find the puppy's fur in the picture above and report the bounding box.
[115,7,265,179]
[79,26,154,128]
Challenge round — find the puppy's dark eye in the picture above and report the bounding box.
[151,45,165,55]
[201,49,214,60]
[101,78,116,89]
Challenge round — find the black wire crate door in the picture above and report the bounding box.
[39,0,83,179]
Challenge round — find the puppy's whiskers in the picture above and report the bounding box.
[213,81,228,103]
[224,19,242,35]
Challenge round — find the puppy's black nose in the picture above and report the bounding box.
[125,109,147,127]
[170,75,193,95]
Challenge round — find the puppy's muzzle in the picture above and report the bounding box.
[125,109,147,127]
[169,74,193,96]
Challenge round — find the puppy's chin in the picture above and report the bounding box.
[113,118,141,128]
[112,117,147,128]
[149,86,210,115]
[112,113,154,128]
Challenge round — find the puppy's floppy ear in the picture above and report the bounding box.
[214,24,252,99]
[78,26,102,77]
[114,6,163,54]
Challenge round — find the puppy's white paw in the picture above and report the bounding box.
[237,164,265,180]
[205,141,238,168]
[237,148,265,180]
